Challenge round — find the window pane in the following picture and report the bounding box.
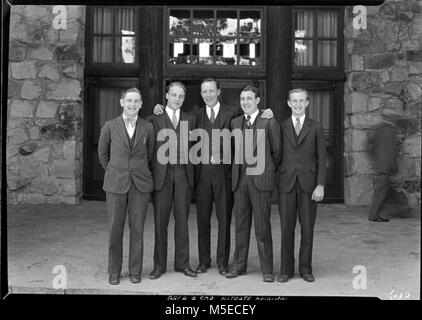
[169,10,191,37]
[192,38,214,65]
[116,36,136,63]
[294,11,313,38]
[317,40,337,67]
[93,37,113,63]
[192,10,214,37]
[116,8,135,33]
[239,11,261,37]
[294,39,313,66]
[169,38,191,64]
[239,39,260,66]
[216,39,237,65]
[217,11,237,37]
[93,8,113,34]
[317,11,337,38]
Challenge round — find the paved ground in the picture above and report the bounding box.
[5,201,420,299]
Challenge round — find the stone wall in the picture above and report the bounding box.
[7,5,85,204]
[344,0,421,207]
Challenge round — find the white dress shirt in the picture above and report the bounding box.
[246,109,260,126]
[122,115,137,138]
[165,107,180,126]
[206,102,220,120]
[291,114,306,131]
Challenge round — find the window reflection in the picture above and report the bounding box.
[168,8,261,66]
[294,40,313,66]
[169,10,191,37]
[239,11,261,37]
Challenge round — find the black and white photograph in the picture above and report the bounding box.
[1,0,420,310]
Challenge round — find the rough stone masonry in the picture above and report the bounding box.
[7,5,85,204]
[343,0,421,208]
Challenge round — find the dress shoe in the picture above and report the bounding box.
[129,274,141,284]
[263,274,275,282]
[149,270,163,280]
[300,273,315,282]
[108,274,120,285]
[176,268,197,277]
[195,264,210,274]
[218,265,229,276]
[277,274,292,283]
[225,270,246,279]
[369,216,389,222]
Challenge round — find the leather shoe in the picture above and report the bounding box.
[277,274,292,283]
[369,216,389,222]
[176,268,197,277]
[300,273,315,282]
[130,274,141,283]
[263,274,275,282]
[225,270,246,279]
[195,264,210,274]
[218,265,229,276]
[149,270,163,280]
[108,274,120,285]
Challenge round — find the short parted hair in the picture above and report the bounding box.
[288,88,309,101]
[121,87,142,100]
[201,78,220,90]
[167,81,187,94]
[240,84,260,98]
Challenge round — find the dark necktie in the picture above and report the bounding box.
[295,117,301,136]
[210,107,215,124]
[244,115,251,130]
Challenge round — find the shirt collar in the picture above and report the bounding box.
[292,114,305,126]
[123,114,138,121]
[165,107,180,119]
[206,101,220,114]
[245,109,259,125]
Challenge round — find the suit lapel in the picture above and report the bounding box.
[253,112,266,153]
[133,118,146,149]
[297,117,312,146]
[117,115,130,149]
[284,119,296,148]
[218,104,228,130]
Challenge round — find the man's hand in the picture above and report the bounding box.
[261,108,274,119]
[312,185,324,202]
[153,104,164,115]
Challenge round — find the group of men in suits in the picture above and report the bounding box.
[98,79,327,285]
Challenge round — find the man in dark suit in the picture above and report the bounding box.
[278,88,327,283]
[153,78,274,276]
[98,88,155,285]
[368,116,400,222]
[148,82,198,279]
[225,85,281,282]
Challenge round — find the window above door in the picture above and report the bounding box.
[86,6,140,75]
[292,7,344,80]
[165,7,265,72]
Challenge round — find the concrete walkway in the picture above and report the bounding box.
[6,201,420,299]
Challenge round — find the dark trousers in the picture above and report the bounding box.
[106,184,150,276]
[231,173,273,274]
[152,165,192,272]
[196,165,233,268]
[368,173,390,219]
[279,179,317,276]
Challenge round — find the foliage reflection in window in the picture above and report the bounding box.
[168,8,262,66]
